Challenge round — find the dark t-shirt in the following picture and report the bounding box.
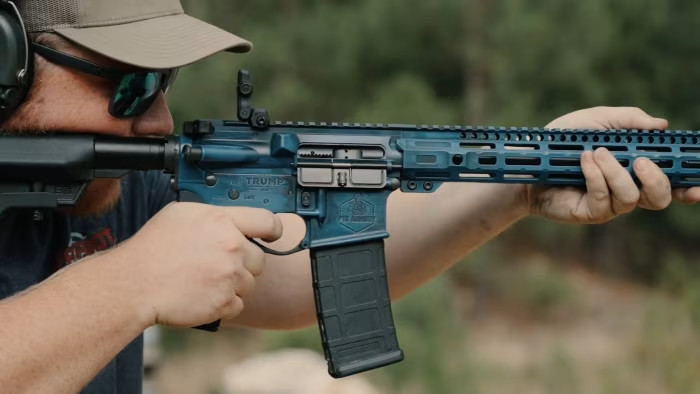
[0,170,175,393]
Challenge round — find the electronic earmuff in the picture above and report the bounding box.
[0,0,32,124]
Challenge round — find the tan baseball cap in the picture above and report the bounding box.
[17,0,252,69]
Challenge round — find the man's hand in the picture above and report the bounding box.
[527,106,700,224]
[110,202,283,328]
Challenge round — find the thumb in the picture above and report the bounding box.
[546,106,668,131]
[601,107,668,131]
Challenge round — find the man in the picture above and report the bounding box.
[1,0,698,393]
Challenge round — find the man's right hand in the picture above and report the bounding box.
[109,202,283,328]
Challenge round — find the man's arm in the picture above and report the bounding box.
[0,253,150,393]
[224,106,698,329]
[0,204,282,393]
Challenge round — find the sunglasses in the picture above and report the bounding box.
[31,42,178,118]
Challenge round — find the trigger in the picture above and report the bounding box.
[248,238,305,256]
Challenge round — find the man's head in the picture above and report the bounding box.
[0,0,251,214]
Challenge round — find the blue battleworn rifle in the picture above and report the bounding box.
[2,70,700,377]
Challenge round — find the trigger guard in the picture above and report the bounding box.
[249,239,306,256]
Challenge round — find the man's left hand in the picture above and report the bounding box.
[527,106,700,224]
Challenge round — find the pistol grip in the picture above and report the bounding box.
[311,240,404,378]
[194,320,220,332]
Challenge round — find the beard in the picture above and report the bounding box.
[65,179,122,217]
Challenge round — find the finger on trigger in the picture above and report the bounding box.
[634,157,671,210]
[229,207,284,242]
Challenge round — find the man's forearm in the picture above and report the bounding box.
[0,253,151,393]
[228,183,528,329]
[384,182,528,298]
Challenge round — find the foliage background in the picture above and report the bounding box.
[158,1,700,393]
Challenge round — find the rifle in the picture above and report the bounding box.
[2,70,700,377]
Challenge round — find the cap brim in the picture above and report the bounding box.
[53,13,251,69]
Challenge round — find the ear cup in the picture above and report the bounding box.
[0,0,32,124]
